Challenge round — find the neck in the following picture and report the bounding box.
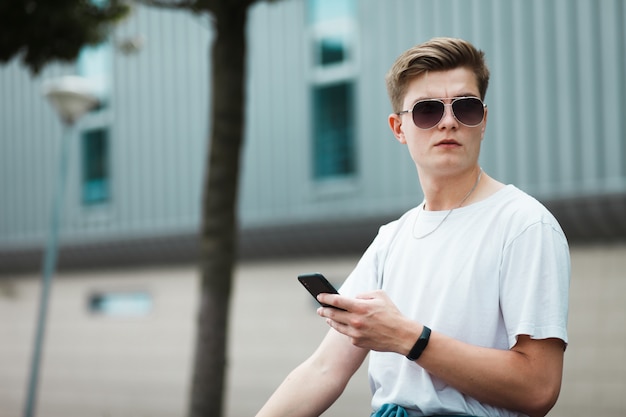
[420,166,483,211]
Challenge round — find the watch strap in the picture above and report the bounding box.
[406,325,431,361]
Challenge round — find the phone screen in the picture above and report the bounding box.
[297,273,343,309]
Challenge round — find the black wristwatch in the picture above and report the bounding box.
[406,325,431,361]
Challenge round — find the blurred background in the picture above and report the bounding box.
[1,0,625,416]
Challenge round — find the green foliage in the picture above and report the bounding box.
[0,0,130,74]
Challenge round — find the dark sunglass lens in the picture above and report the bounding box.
[412,100,444,129]
[452,98,484,126]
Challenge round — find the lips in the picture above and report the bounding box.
[436,139,461,146]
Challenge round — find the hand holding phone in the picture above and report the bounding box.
[297,273,344,310]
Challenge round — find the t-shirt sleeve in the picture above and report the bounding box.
[499,220,571,349]
[339,223,393,297]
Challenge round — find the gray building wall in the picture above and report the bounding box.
[1,0,625,270]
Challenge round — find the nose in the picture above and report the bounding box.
[438,103,458,129]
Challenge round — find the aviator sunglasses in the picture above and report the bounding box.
[398,96,486,130]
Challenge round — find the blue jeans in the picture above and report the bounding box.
[372,403,479,417]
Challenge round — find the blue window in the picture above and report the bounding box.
[82,128,110,204]
[307,0,357,181]
[89,292,152,316]
[319,36,346,65]
[313,82,355,178]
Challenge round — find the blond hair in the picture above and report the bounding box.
[385,37,490,112]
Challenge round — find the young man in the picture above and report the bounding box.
[256,37,570,417]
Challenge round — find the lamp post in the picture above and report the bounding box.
[24,76,98,417]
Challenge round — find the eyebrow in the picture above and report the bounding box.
[415,93,480,101]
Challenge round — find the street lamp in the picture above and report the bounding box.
[24,76,99,417]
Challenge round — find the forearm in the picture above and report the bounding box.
[256,329,367,417]
[255,357,345,417]
[412,327,564,417]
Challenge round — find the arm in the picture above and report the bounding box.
[318,291,564,417]
[256,328,368,417]
[419,331,564,417]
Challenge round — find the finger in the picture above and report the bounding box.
[317,305,345,321]
[319,308,356,335]
[323,317,368,349]
[317,293,350,311]
[324,317,351,337]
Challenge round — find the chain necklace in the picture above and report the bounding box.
[412,168,483,239]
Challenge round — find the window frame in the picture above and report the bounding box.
[307,3,359,189]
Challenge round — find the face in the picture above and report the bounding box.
[388,67,488,177]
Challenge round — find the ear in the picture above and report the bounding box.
[388,113,407,144]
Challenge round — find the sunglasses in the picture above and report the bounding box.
[398,96,486,130]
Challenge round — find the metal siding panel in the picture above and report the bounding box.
[157,11,177,225]
[598,0,626,190]
[491,0,517,184]
[532,0,558,194]
[1,62,69,246]
[121,6,156,233]
[281,1,309,218]
[241,2,273,223]
[358,0,392,207]
[473,1,498,179]
[145,9,166,228]
[358,0,418,213]
[450,0,475,39]
[266,4,290,215]
[511,0,535,189]
[18,68,40,242]
[618,0,626,181]
[105,6,208,237]
[553,0,581,192]
[0,64,17,241]
[243,0,338,226]
[577,0,602,190]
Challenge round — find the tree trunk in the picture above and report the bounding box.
[189,3,249,417]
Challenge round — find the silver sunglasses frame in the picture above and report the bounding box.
[397,96,486,129]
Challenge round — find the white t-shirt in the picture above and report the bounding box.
[340,185,570,417]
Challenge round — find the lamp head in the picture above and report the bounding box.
[42,76,99,125]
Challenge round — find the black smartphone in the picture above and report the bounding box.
[297,272,344,309]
